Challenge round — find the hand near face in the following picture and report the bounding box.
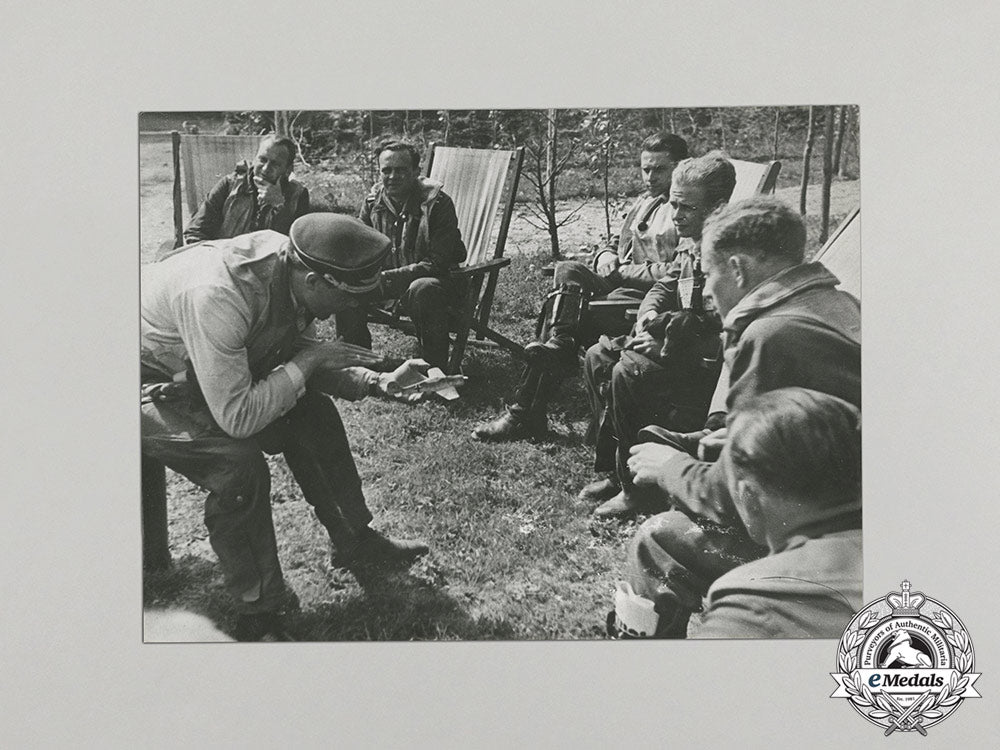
[254,176,286,210]
[628,442,685,492]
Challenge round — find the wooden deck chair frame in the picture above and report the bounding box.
[585,158,782,326]
[811,206,860,300]
[367,143,525,374]
[169,131,265,248]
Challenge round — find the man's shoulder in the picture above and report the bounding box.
[742,286,861,345]
[713,531,862,596]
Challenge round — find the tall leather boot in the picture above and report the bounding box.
[524,283,588,371]
[472,366,549,442]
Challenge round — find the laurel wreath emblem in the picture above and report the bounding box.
[837,607,975,727]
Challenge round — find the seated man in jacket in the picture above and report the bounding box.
[610,387,862,639]
[583,152,736,518]
[620,197,861,636]
[141,215,430,641]
[473,132,689,442]
[183,134,310,245]
[335,141,467,370]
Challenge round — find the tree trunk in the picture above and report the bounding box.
[274,110,290,136]
[367,111,376,184]
[669,109,677,134]
[545,109,560,258]
[441,110,451,145]
[603,137,612,242]
[838,106,854,179]
[718,108,727,150]
[832,105,848,174]
[772,108,780,160]
[799,106,816,215]
[819,106,835,243]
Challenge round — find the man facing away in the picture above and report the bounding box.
[473,132,690,442]
[611,388,862,639]
[141,214,430,640]
[335,141,467,371]
[183,134,310,245]
[621,197,861,636]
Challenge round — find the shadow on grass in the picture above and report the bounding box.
[292,566,516,641]
[143,554,238,636]
[143,553,518,641]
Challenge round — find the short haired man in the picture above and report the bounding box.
[184,134,310,244]
[335,141,467,370]
[584,152,736,518]
[620,197,861,636]
[473,133,689,442]
[141,215,430,640]
[611,388,862,639]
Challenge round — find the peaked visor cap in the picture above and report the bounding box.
[289,213,390,293]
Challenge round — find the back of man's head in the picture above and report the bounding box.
[671,150,736,207]
[728,387,861,505]
[702,196,806,266]
[640,132,689,161]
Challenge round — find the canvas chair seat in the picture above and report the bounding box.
[170,132,266,248]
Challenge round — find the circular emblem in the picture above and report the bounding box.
[831,580,981,735]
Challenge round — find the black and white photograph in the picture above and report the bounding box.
[5,1,998,746]
[139,107,861,642]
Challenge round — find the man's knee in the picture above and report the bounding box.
[628,511,711,609]
[407,276,446,302]
[212,442,270,502]
[553,260,594,286]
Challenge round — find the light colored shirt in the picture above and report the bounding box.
[141,231,374,439]
[619,194,678,265]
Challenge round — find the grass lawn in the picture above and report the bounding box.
[140,138,860,639]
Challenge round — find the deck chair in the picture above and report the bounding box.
[585,158,782,328]
[812,206,860,299]
[367,143,525,374]
[727,158,782,202]
[169,131,265,248]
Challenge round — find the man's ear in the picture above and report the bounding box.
[729,254,749,287]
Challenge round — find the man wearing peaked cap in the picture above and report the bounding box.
[141,214,430,641]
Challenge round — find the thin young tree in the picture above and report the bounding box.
[772,108,781,161]
[520,109,587,259]
[820,106,835,243]
[838,106,854,179]
[832,105,848,175]
[799,106,816,215]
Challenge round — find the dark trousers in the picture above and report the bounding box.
[141,390,372,613]
[626,508,766,636]
[336,277,454,370]
[507,262,647,422]
[583,343,719,491]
